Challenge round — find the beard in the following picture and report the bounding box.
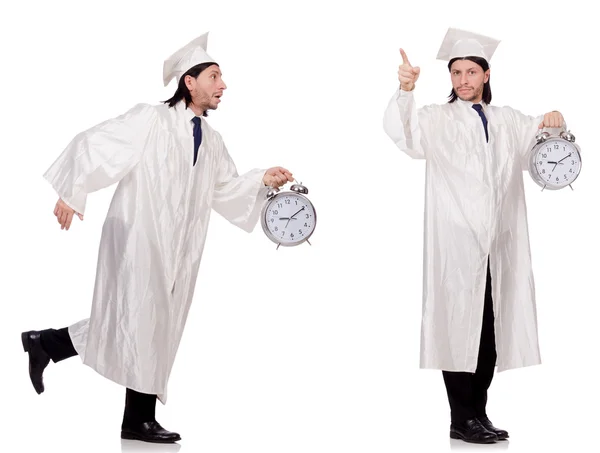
[456,83,484,102]
[192,90,215,111]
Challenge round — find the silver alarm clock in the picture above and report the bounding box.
[260,181,317,249]
[528,129,582,191]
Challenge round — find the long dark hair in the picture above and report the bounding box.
[162,62,218,116]
[447,56,491,104]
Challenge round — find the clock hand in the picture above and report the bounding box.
[556,153,571,164]
[286,206,305,228]
[289,206,305,219]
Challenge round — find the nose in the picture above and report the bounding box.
[460,73,469,85]
[221,79,227,90]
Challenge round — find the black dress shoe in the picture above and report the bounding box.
[21,331,51,394]
[121,421,181,443]
[478,416,509,440]
[450,418,498,444]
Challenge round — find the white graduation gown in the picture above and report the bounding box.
[383,88,546,373]
[43,100,268,403]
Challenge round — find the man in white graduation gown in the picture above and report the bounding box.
[21,32,294,444]
[382,28,567,444]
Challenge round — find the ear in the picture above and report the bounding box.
[184,74,195,91]
[484,69,490,83]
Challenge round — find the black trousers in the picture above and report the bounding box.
[39,327,157,427]
[442,260,497,424]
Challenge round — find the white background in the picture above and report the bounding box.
[1,0,598,452]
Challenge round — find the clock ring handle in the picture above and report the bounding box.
[536,125,575,144]
[265,177,310,199]
[538,117,573,141]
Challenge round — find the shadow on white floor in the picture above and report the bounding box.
[449,438,510,450]
[120,439,182,452]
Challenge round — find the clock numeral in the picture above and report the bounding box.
[305,214,310,219]
[295,200,298,205]
[542,153,547,158]
[564,174,568,180]
[572,160,575,165]
[274,227,278,231]
[270,218,274,223]
[304,223,308,227]
[556,177,559,182]
[539,161,543,165]
[273,210,278,215]
[277,203,282,208]
[290,233,295,238]
[285,199,291,204]
[569,169,573,173]
[542,169,545,174]
[554,144,559,149]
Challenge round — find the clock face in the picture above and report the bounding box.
[534,139,581,188]
[263,193,316,245]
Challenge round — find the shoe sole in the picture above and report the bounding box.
[121,431,181,443]
[450,431,497,443]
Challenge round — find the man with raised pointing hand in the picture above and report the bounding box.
[383,27,566,444]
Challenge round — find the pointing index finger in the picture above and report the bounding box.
[399,48,411,65]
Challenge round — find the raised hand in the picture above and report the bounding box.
[398,48,421,92]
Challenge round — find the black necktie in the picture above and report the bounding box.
[192,116,202,166]
[472,104,488,143]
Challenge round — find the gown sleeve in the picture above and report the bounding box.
[507,107,546,171]
[42,103,157,214]
[211,136,269,232]
[382,88,435,159]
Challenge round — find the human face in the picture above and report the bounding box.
[185,64,227,112]
[450,60,489,103]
